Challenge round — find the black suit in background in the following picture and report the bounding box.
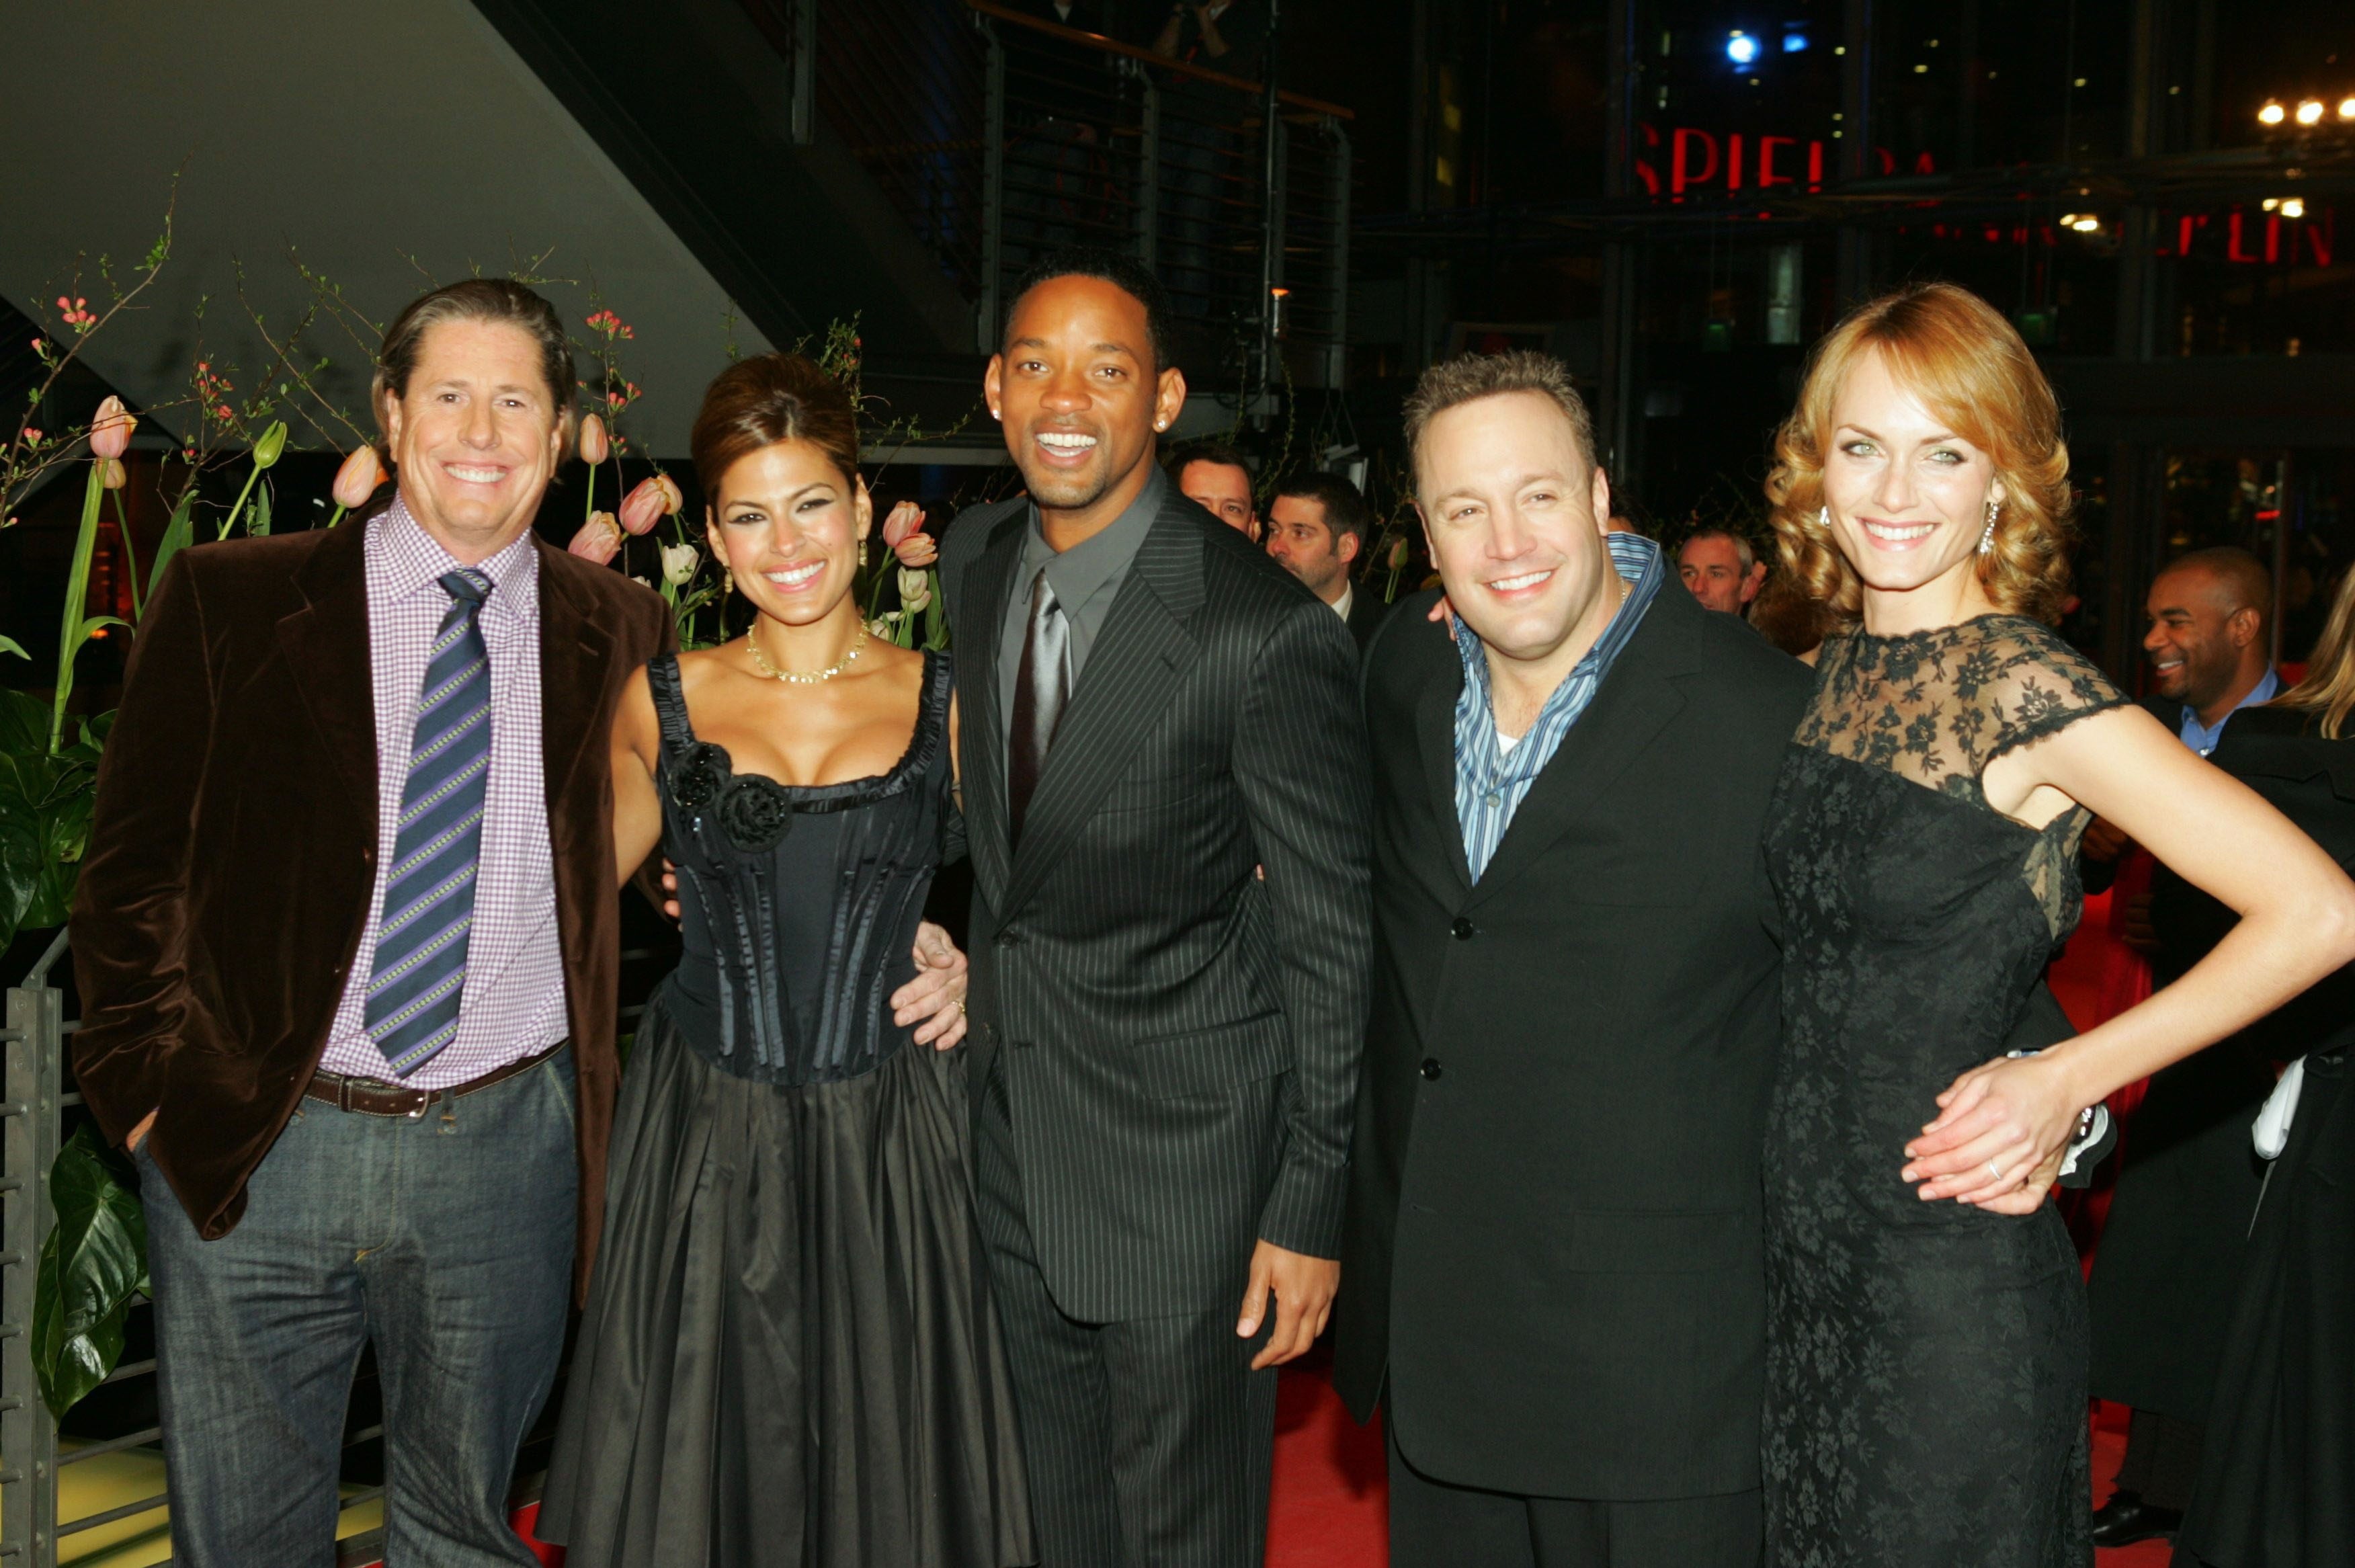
[940,485,1372,1567]
[1335,583,1809,1558]
[1343,583,1390,653]
[2178,706,2355,1567]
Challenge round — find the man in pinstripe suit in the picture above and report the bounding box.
[940,249,1373,1567]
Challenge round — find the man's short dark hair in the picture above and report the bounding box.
[374,278,576,440]
[2163,545,2274,625]
[1271,471,1373,553]
[1681,524,1757,575]
[1003,247,1175,376]
[1163,438,1251,489]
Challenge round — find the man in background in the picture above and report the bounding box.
[1266,470,1387,651]
[1167,436,1259,539]
[1677,526,1766,617]
[2084,544,2282,1548]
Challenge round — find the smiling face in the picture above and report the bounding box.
[1818,346,2006,628]
[1181,459,1258,539]
[987,274,1186,534]
[1415,389,1616,684]
[2144,565,2258,710]
[705,439,872,631]
[382,317,567,563]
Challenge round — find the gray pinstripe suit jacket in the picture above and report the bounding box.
[942,485,1374,1323]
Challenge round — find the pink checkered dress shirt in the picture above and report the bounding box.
[316,499,569,1087]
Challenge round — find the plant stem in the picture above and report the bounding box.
[216,460,263,542]
[109,485,143,622]
[52,463,106,751]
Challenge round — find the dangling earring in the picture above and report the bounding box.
[722,565,735,598]
[1817,504,1829,529]
[859,537,870,569]
[1978,499,1999,555]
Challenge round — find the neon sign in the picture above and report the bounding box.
[1629,123,1936,201]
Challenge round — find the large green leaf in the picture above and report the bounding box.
[34,1124,148,1421]
[147,488,196,597]
[0,634,24,661]
[0,739,99,945]
[0,755,40,950]
[0,688,46,757]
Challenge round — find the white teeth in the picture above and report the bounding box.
[766,562,824,587]
[1038,431,1098,450]
[1491,570,1551,591]
[446,464,505,483]
[1864,520,1934,542]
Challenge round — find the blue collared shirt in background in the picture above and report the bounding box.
[1452,532,1664,881]
[2177,667,2279,755]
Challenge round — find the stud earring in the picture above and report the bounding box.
[1817,504,1829,529]
[1978,499,1999,555]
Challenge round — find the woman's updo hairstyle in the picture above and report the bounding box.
[1764,281,2076,628]
[690,352,862,503]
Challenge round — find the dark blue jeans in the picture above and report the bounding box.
[137,1049,578,1567]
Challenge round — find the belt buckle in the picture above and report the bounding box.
[405,1093,429,1120]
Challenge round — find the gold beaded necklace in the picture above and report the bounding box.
[747,618,869,684]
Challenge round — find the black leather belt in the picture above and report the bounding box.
[304,1039,568,1119]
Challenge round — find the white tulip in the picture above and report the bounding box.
[660,542,700,585]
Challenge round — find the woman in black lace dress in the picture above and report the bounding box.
[1756,283,2355,1568]
[540,354,1033,1567]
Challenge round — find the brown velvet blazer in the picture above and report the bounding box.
[67,514,671,1296]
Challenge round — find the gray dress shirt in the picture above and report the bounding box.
[996,466,1167,739]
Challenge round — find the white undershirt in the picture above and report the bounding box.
[1331,583,1354,623]
[1495,729,1525,757]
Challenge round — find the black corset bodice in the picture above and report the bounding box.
[649,650,958,1087]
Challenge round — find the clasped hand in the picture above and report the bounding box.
[1901,1052,2079,1214]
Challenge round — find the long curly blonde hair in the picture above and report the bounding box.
[1764,282,2077,628]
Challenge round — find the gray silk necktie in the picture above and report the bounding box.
[1007,565,1070,846]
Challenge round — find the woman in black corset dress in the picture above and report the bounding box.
[540,354,1033,1566]
[1755,282,2355,1568]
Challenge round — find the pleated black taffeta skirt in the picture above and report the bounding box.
[540,989,1035,1567]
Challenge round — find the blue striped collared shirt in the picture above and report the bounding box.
[1454,532,1665,881]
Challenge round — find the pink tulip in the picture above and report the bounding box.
[89,396,136,460]
[578,413,609,466]
[100,457,128,490]
[881,501,925,548]
[569,511,622,565]
[331,444,388,509]
[618,475,677,536]
[893,532,938,569]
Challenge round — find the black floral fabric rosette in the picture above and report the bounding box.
[670,741,729,813]
[716,778,796,849]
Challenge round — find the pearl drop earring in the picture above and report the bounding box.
[1978,499,1999,555]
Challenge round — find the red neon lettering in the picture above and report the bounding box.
[2266,214,2281,263]
[2177,214,2206,255]
[2310,213,2333,268]
[1913,151,1936,175]
[1760,136,1796,189]
[1727,134,1744,192]
[1876,147,1897,175]
[1807,140,1824,190]
[1671,128,1719,198]
[2228,210,2257,263]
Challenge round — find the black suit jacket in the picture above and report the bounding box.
[941,487,1373,1322]
[1344,585,1390,654]
[1334,583,1813,1500]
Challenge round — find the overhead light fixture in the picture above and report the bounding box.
[2340,96,2355,120]
[2259,100,2286,125]
[1783,29,1809,52]
[2297,98,2325,125]
[2263,197,2281,211]
[1726,30,1760,65]
[2282,198,2307,219]
[2069,215,2100,233]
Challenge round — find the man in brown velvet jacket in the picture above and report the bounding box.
[68,280,671,1567]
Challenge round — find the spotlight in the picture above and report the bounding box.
[1727,30,1760,65]
[2340,97,2355,120]
[1782,30,1809,52]
[2070,215,2100,233]
[2297,98,2325,126]
[2282,198,2307,219]
[2263,198,2281,211]
[2259,101,2286,125]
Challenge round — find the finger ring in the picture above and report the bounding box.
[1988,1160,2004,1181]
[956,1001,966,1016]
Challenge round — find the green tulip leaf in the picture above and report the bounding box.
[148,490,196,595]
[33,1124,149,1421]
[0,634,24,661]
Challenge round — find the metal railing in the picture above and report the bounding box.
[751,0,1354,388]
[1,931,610,1567]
